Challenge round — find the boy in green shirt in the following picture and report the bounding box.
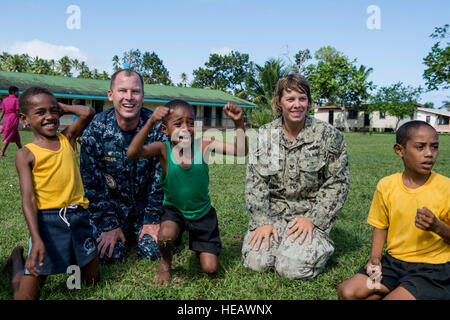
[127,100,248,287]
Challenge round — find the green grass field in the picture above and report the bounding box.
[0,131,449,300]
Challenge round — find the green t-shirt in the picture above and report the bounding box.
[160,140,211,220]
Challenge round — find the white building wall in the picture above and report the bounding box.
[370,111,412,130]
[415,111,438,127]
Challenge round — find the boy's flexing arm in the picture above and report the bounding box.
[59,102,95,148]
[416,207,450,243]
[202,103,248,157]
[127,106,170,159]
[15,148,44,277]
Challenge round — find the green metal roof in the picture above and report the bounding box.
[0,71,256,108]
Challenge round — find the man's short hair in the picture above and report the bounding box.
[110,69,144,92]
[396,120,437,147]
[9,86,19,94]
[18,86,55,114]
[272,73,312,116]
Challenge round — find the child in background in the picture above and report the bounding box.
[127,100,248,287]
[338,120,450,300]
[6,86,98,300]
[0,86,22,157]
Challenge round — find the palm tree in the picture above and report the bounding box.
[179,72,188,87]
[57,56,73,77]
[77,61,92,78]
[244,58,287,127]
[31,57,51,74]
[9,54,30,72]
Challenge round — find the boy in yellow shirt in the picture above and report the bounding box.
[5,86,98,299]
[338,120,450,300]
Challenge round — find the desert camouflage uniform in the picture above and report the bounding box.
[242,115,350,279]
[80,107,167,263]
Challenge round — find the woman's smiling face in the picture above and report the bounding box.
[278,89,309,126]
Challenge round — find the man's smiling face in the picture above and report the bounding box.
[108,71,144,124]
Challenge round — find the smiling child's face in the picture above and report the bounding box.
[162,105,195,146]
[21,93,60,138]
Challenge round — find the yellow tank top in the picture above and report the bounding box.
[25,133,89,210]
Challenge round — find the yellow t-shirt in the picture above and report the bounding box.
[24,133,89,210]
[367,172,450,264]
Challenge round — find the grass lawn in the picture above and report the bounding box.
[0,131,449,300]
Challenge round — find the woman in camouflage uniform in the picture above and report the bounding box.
[242,73,350,280]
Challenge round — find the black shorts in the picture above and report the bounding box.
[357,253,450,300]
[25,205,97,276]
[161,205,221,256]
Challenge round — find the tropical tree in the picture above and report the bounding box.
[306,47,374,132]
[178,72,189,87]
[423,24,450,91]
[243,58,287,127]
[76,61,92,79]
[192,51,253,94]
[112,49,173,85]
[368,82,423,131]
[57,56,73,77]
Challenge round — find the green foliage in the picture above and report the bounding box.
[0,52,110,80]
[306,47,374,132]
[192,51,253,94]
[368,82,422,130]
[242,58,286,127]
[112,49,172,85]
[423,24,450,91]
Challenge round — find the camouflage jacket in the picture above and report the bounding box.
[246,115,350,235]
[80,107,167,232]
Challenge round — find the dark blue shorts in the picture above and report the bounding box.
[25,205,97,276]
[357,253,450,300]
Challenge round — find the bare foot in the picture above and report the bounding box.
[0,154,6,158]
[154,263,171,287]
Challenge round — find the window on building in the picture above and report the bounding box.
[426,115,430,123]
[438,116,449,125]
[347,110,358,120]
[216,107,223,127]
[92,100,104,114]
[380,111,385,119]
[203,106,212,126]
[57,98,70,105]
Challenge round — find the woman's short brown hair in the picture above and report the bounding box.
[272,73,312,116]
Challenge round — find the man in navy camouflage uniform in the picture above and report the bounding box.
[80,69,166,263]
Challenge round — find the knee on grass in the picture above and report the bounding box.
[337,278,369,300]
[199,253,218,275]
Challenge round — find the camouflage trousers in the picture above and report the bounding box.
[241,219,334,280]
[91,213,161,264]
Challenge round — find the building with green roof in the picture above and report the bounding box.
[0,70,256,128]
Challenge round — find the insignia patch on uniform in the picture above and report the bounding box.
[105,174,117,189]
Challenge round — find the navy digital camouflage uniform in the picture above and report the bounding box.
[80,107,167,263]
[242,115,350,279]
